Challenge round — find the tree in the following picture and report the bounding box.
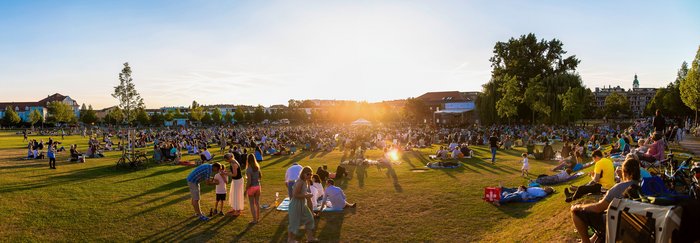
[558,87,590,123]
[496,75,523,120]
[47,101,75,124]
[234,107,246,124]
[479,33,582,124]
[2,106,21,126]
[28,109,43,128]
[150,112,164,126]
[223,111,234,124]
[403,98,431,123]
[211,108,222,125]
[135,108,150,125]
[80,105,98,124]
[79,103,87,121]
[253,105,266,123]
[190,106,205,124]
[104,107,124,125]
[164,110,174,122]
[680,46,700,125]
[201,112,213,125]
[112,62,145,125]
[604,92,630,118]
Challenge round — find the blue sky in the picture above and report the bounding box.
[1,0,698,108]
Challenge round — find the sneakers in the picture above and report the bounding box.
[198,215,210,221]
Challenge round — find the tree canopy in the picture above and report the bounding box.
[478,33,588,124]
[47,101,75,124]
[2,106,21,126]
[680,46,700,124]
[112,62,144,125]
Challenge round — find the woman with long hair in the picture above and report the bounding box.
[245,154,262,224]
[288,166,318,243]
[226,153,244,216]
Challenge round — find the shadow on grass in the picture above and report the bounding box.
[0,164,128,193]
[318,208,354,241]
[115,166,190,184]
[139,216,207,242]
[269,214,290,243]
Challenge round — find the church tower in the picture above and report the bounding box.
[633,74,639,89]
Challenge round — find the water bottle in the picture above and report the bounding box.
[275,192,280,206]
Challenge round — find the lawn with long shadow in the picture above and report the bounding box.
[0,131,613,242]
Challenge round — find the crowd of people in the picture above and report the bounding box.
[16,108,699,242]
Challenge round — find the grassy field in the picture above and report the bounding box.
[0,131,603,242]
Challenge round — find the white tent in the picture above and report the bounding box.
[351,118,372,126]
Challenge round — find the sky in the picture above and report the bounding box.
[1,0,699,109]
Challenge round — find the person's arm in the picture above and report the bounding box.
[571,198,610,214]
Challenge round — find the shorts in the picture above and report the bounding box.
[247,185,261,196]
[574,209,606,236]
[188,181,200,201]
[216,193,226,201]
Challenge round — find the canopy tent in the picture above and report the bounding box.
[351,118,372,126]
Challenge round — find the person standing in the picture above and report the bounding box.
[186,162,223,221]
[47,143,56,169]
[653,109,666,133]
[225,153,245,216]
[285,162,303,198]
[288,167,318,242]
[245,154,262,224]
[489,132,500,164]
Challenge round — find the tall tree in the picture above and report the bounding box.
[234,107,246,124]
[150,112,164,126]
[253,105,266,123]
[496,75,522,120]
[479,33,581,124]
[105,107,124,125]
[47,101,75,124]
[211,108,222,125]
[604,92,630,118]
[135,108,150,125]
[112,62,144,125]
[680,46,700,125]
[80,105,98,124]
[2,106,21,126]
[190,106,205,124]
[29,109,43,128]
[403,98,431,123]
[223,111,234,124]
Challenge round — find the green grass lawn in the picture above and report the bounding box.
[0,131,602,242]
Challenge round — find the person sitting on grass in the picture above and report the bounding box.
[317,179,356,213]
[570,157,641,243]
[564,150,614,202]
[186,162,223,221]
[200,147,213,162]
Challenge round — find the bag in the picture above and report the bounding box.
[606,198,682,243]
[640,176,670,196]
[482,187,501,202]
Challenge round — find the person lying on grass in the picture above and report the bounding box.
[570,157,640,243]
[490,185,554,206]
[534,169,574,185]
[186,162,223,221]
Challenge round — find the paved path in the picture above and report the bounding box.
[679,135,700,156]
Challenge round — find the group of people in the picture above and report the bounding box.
[185,154,355,242]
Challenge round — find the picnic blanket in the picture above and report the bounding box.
[275,197,344,212]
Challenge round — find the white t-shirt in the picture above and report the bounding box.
[202,150,212,160]
[214,173,227,194]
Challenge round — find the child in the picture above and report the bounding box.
[521,153,529,177]
[213,170,228,215]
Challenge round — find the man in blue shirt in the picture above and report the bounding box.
[187,162,223,221]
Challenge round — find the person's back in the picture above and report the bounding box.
[594,157,615,189]
[324,185,346,210]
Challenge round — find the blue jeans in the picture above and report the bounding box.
[490,147,497,162]
[286,181,295,198]
[499,187,526,203]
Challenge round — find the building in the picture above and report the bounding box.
[593,74,657,118]
[415,91,478,125]
[0,93,80,122]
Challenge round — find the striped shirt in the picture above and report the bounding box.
[186,164,212,183]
